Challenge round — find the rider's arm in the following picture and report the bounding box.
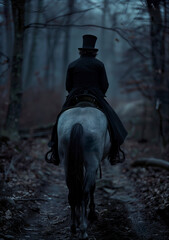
[66,66,73,92]
[99,64,109,94]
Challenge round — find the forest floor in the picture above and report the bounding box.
[0,137,169,240]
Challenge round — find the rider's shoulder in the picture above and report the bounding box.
[68,57,105,69]
[68,58,80,68]
[94,58,105,66]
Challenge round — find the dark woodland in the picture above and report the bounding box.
[0,0,169,239]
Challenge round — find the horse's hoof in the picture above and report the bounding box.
[79,232,88,240]
[88,211,98,222]
[71,224,76,234]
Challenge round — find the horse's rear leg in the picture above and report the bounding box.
[79,200,88,240]
[79,171,97,239]
[70,205,76,234]
[88,183,98,221]
[68,190,77,234]
[79,180,90,239]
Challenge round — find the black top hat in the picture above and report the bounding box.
[78,34,98,51]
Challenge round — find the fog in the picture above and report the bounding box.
[0,0,168,143]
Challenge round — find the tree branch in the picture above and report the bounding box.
[0,51,10,78]
[45,7,96,24]
[132,157,169,171]
[24,23,147,59]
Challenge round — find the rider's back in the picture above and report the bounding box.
[66,56,109,95]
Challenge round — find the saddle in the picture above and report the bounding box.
[45,92,125,165]
[69,92,125,164]
[71,92,100,108]
[45,92,100,164]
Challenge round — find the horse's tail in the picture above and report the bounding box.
[67,123,84,207]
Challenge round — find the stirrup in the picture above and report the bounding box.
[45,149,53,163]
[119,147,125,161]
[45,149,60,165]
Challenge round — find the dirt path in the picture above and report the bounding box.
[17,161,169,240]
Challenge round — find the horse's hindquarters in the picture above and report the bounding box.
[57,107,110,162]
[57,107,111,238]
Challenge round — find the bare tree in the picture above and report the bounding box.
[24,0,43,87]
[62,0,75,82]
[146,0,169,145]
[120,0,169,144]
[4,0,25,139]
[0,0,13,81]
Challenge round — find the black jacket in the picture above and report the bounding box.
[48,55,127,165]
[66,56,109,95]
[63,55,127,147]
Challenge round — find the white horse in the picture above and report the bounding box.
[57,105,111,239]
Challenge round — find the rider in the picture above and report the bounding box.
[46,34,127,165]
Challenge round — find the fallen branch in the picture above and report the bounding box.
[131,157,169,171]
[0,197,50,202]
[19,122,54,133]
[19,122,55,139]
[13,198,49,201]
[4,154,22,181]
[20,131,51,139]
[0,233,15,240]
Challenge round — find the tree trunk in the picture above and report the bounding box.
[146,0,169,145]
[4,0,25,139]
[100,0,109,58]
[147,0,164,95]
[162,0,169,144]
[0,1,13,83]
[24,0,42,88]
[4,0,14,70]
[62,0,75,85]
[44,28,61,88]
